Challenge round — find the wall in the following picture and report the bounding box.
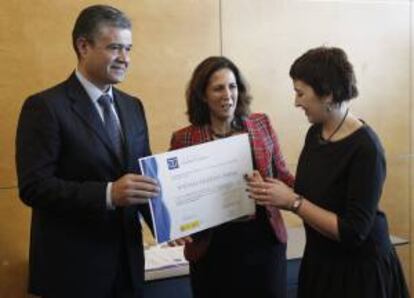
[219,0,412,285]
[0,0,412,296]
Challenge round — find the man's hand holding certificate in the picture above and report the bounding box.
[139,134,254,243]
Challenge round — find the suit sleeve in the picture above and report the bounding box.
[263,114,295,187]
[16,96,107,214]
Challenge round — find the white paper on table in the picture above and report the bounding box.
[139,133,255,243]
[145,245,187,271]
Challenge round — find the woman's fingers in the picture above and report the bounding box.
[252,170,263,181]
[264,177,279,183]
[247,180,265,188]
[244,170,264,182]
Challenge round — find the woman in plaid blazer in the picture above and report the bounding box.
[169,56,294,298]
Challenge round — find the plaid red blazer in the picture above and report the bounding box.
[170,113,295,261]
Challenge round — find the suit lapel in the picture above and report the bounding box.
[67,74,123,168]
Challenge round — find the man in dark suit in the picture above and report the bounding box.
[16,5,159,298]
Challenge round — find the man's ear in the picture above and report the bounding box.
[76,37,90,58]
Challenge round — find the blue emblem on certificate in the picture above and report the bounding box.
[167,157,179,170]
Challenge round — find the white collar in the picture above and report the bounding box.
[75,69,114,104]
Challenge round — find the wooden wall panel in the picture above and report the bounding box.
[0,0,220,186]
[0,1,84,187]
[222,0,411,289]
[0,0,220,295]
[0,189,30,298]
[119,0,221,153]
[221,0,410,161]
[410,0,414,293]
[0,0,412,295]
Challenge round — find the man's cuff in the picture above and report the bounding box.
[106,182,116,210]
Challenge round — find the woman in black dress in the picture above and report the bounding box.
[247,46,409,298]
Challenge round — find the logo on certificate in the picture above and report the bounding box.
[167,157,179,170]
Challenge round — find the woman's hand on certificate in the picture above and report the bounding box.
[245,170,296,209]
[168,236,193,247]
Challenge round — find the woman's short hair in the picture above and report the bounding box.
[186,56,252,126]
[289,46,358,103]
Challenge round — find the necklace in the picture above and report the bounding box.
[319,108,349,144]
[210,128,234,139]
[210,118,243,139]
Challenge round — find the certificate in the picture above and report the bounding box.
[139,133,255,243]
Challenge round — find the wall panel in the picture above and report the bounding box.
[0,189,30,298]
[222,0,411,289]
[0,0,412,295]
[0,0,221,186]
[119,0,221,153]
[410,0,414,293]
[0,1,220,295]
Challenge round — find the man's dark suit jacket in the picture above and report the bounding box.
[16,73,152,298]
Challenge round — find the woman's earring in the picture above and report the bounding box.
[231,118,237,129]
[231,117,242,131]
[325,104,332,113]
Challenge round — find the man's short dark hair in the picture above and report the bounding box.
[186,56,252,126]
[289,46,358,103]
[72,5,131,58]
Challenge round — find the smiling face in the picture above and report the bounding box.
[204,68,238,124]
[293,79,331,124]
[77,25,132,91]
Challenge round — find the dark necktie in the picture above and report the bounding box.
[98,94,124,160]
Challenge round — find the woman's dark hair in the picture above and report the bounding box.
[72,5,131,59]
[186,56,252,126]
[289,46,358,103]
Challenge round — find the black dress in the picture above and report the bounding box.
[295,124,409,298]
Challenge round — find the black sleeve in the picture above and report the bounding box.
[16,96,107,215]
[337,137,386,248]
